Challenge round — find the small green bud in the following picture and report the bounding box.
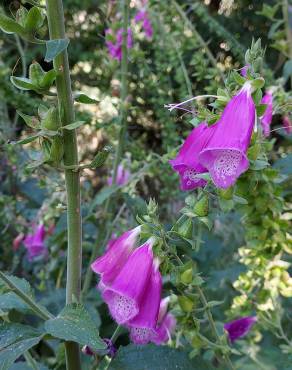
[89,146,112,169]
[218,187,233,200]
[49,136,64,163]
[41,107,60,131]
[194,195,209,217]
[181,268,193,285]
[178,296,193,313]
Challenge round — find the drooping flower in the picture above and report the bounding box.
[282,115,292,134]
[107,164,130,186]
[260,91,273,137]
[151,297,176,345]
[224,316,257,343]
[199,82,255,189]
[91,226,141,287]
[23,224,47,261]
[135,10,153,39]
[105,28,133,62]
[169,122,217,191]
[128,259,162,344]
[102,238,154,324]
[13,233,24,251]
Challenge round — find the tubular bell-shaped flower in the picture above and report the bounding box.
[107,164,130,186]
[151,297,176,345]
[260,91,273,137]
[91,226,141,286]
[283,115,292,134]
[224,316,257,343]
[105,28,133,62]
[102,238,154,324]
[199,82,255,189]
[128,259,162,344]
[169,122,217,191]
[23,224,47,261]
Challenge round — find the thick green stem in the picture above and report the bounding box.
[45,1,82,369]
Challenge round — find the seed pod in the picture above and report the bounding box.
[194,195,209,217]
[29,62,45,88]
[41,107,60,131]
[49,136,64,163]
[181,268,193,285]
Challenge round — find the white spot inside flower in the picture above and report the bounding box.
[183,169,200,185]
[214,150,241,180]
[112,294,136,322]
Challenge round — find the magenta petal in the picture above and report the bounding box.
[169,122,216,191]
[260,92,273,137]
[224,316,257,343]
[91,226,141,285]
[128,260,162,344]
[102,239,154,324]
[23,224,46,260]
[283,116,292,134]
[199,83,255,189]
[151,313,176,345]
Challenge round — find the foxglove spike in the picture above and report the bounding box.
[103,239,154,324]
[128,259,162,344]
[169,122,217,191]
[91,226,141,286]
[199,82,255,189]
[260,91,273,137]
[224,316,257,343]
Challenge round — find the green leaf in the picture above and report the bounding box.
[44,303,106,352]
[74,92,99,104]
[251,77,265,89]
[10,76,36,91]
[40,69,57,89]
[45,39,70,62]
[89,146,112,168]
[283,60,292,81]
[109,344,198,370]
[17,111,40,129]
[14,134,40,145]
[0,13,26,35]
[250,159,270,170]
[90,185,119,210]
[62,121,86,130]
[24,6,44,32]
[233,195,248,205]
[256,103,267,117]
[0,322,44,370]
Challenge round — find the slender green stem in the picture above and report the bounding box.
[45,1,82,369]
[282,0,292,88]
[0,271,53,320]
[112,0,130,185]
[24,351,39,370]
[82,0,130,295]
[172,0,225,83]
[110,325,123,343]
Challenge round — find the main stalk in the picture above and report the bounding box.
[45,1,82,369]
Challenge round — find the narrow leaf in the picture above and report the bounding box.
[74,92,98,104]
[17,111,40,129]
[10,76,36,91]
[40,69,57,89]
[13,134,40,145]
[62,121,85,130]
[45,39,70,62]
[24,6,44,32]
[0,13,25,35]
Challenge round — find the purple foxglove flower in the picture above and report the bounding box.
[103,338,117,358]
[102,239,154,324]
[107,164,130,186]
[128,259,162,344]
[134,10,153,40]
[224,316,257,343]
[240,65,250,77]
[23,224,47,261]
[105,28,133,62]
[151,313,176,345]
[283,115,292,134]
[91,226,141,286]
[199,82,255,189]
[260,91,273,137]
[169,122,217,191]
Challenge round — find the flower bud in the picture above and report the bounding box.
[41,107,60,131]
[194,195,209,217]
[178,296,193,313]
[49,136,64,163]
[29,62,44,87]
[180,268,193,285]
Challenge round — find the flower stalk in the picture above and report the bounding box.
[45,1,82,369]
